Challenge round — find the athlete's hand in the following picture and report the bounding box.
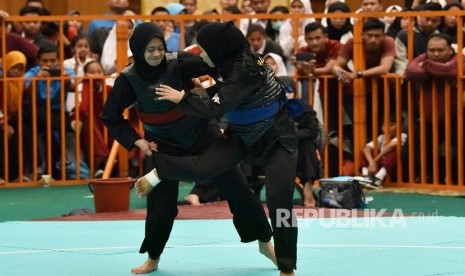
[134,139,158,156]
[135,176,153,198]
[155,84,185,103]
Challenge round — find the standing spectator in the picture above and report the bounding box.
[246,23,285,62]
[439,2,465,51]
[222,5,242,15]
[87,0,129,36]
[325,2,353,44]
[239,0,271,35]
[360,0,384,13]
[265,5,288,43]
[101,10,136,75]
[386,7,410,39]
[384,5,403,29]
[293,22,345,133]
[219,0,238,11]
[279,0,315,74]
[394,2,442,76]
[240,0,253,14]
[0,10,39,70]
[332,18,396,140]
[64,10,85,43]
[151,7,181,52]
[18,6,54,50]
[405,33,463,183]
[180,0,198,46]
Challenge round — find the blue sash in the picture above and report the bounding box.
[226,100,281,125]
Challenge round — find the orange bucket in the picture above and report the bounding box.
[89,178,135,213]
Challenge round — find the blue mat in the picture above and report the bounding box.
[1,217,464,275]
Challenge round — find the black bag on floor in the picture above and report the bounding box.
[318,177,365,209]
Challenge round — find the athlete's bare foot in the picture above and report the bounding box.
[280,270,295,276]
[131,257,160,274]
[183,194,202,206]
[258,241,278,268]
[303,183,316,208]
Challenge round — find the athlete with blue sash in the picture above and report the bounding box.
[136,21,301,276]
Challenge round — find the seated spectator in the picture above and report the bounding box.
[24,44,76,178]
[358,113,407,189]
[71,60,112,174]
[165,3,187,33]
[0,51,33,182]
[264,52,287,76]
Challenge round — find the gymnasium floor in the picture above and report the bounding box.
[1,184,464,275]
[1,217,465,276]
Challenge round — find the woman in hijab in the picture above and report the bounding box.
[279,0,315,62]
[325,1,353,44]
[139,21,302,276]
[101,22,275,274]
[0,50,33,182]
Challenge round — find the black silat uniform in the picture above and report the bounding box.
[150,22,299,273]
[101,22,272,261]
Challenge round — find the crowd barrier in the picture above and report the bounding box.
[1,11,464,190]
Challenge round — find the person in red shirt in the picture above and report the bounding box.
[405,33,463,183]
[292,22,344,133]
[332,18,396,140]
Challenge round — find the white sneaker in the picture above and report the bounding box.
[354,176,381,190]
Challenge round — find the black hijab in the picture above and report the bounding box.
[196,21,247,68]
[129,22,167,81]
[326,2,353,42]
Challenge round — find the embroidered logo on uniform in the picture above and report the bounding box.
[257,56,264,66]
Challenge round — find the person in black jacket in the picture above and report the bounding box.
[136,21,299,276]
[101,22,275,275]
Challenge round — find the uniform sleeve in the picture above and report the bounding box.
[179,65,264,120]
[100,75,141,150]
[177,51,217,89]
